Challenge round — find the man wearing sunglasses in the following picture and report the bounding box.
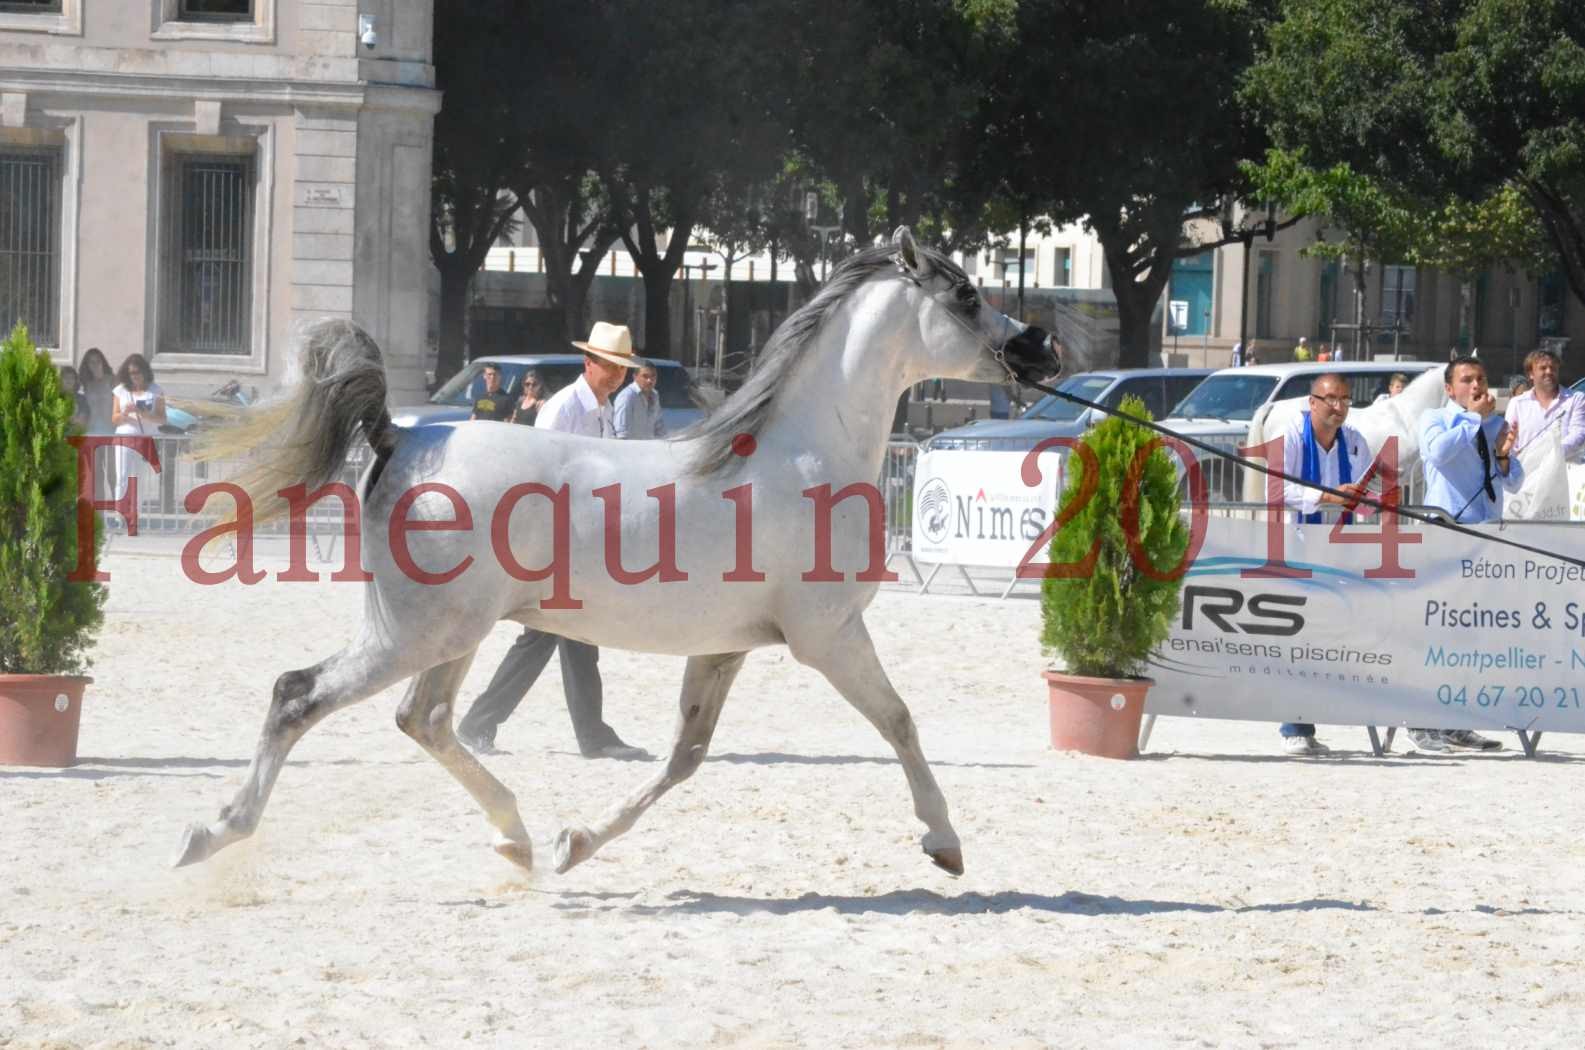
[1272,373,1373,756]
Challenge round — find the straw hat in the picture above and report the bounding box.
[572,322,644,369]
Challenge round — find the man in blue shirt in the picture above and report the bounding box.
[612,361,667,439]
[1419,357,1522,524]
[1409,357,1520,754]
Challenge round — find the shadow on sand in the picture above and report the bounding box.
[707,751,1035,770]
[550,888,1380,918]
[0,753,426,781]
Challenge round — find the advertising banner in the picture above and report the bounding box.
[911,449,1061,568]
[1147,517,1585,732]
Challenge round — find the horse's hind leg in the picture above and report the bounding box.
[173,638,413,867]
[793,616,963,875]
[393,651,534,871]
[554,651,746,873]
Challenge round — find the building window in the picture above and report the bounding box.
[153,0,271,42]
[997,248,1035,285]
[1169,251,1214,337]
[0,147,61,347]
[160,154,254,356]
[177,0,250,20]
[0,0,77,33]
[1052,247,1072,288]
[1317,259,1339,341]
[1537,270,1566,337]
[1380,264,1416,335]
[1254,251,1276,339]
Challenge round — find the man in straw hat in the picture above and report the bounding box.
[456,321,651,760]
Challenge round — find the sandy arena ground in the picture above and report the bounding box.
[3,539,1585,1049]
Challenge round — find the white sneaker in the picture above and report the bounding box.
[1406,729,1450,753]
[1283,735,1329,756]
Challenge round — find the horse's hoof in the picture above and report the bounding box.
[927,846,964,877]
[172,822,213,868]
[553,826,595,874]
[492,835,534,872]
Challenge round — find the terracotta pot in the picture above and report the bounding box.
[1042,671,1151,760]
[0,675,91,767]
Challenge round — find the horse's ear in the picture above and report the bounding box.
[893,226,925,278]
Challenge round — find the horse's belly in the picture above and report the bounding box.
[515,585,788,655]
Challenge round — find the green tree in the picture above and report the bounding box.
[788,0,1008,252]
[983,0,1284,366]
[1243,149,1421,354]
[0,324,105,675]
[594,0,791,358]
[1249,0,1585,311]
[1041,395,1188,678]
[429,0,525,383]
[503,4,620,342]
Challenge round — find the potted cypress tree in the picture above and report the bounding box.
[0,323,106,766]
[1041,394,1189,759]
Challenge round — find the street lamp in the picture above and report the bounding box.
[681,250,718,371]
[804,190,842,282]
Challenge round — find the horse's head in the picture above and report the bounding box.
[891,226,1061,387]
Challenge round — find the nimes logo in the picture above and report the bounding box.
[918,478,952,544]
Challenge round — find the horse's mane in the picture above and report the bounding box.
[686,242,970,475]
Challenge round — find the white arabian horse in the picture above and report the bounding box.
[174,228,1063,879]
[1240,366,1449,505]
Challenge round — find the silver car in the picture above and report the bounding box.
[926,368,1214,452]
[391,354,703,432]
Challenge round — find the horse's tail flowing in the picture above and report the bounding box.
[199,318,397,528]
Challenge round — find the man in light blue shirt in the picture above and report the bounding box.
[1407,357,1516,755]
[612,361,667,439]
[1419,357,1523,525]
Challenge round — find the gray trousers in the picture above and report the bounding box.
[457,628,618,752]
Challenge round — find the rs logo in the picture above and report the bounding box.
[1182,585,1307,637]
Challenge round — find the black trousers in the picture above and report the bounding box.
[457,628,619,752]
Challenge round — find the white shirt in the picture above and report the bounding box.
[1281,412,1370,517]
[535,374,614,438]
[1506,387,1585,461]
[111,382,165,436]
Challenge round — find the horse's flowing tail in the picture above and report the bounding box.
[199,318,397,528]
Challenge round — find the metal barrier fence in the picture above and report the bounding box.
[109,435,370,558]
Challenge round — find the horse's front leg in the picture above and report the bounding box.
[554,651,746,873]
[791,615,963,876]
[394,650,535,872]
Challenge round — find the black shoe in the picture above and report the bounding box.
[1442,729,1503,752]
[457,728,501,755]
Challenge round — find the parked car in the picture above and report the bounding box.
[925,368,1214,452]
[391,354,703,432]
[1160,360,1442,497]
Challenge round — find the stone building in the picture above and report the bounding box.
[0,0,438,403]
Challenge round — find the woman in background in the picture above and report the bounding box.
[510,369,547,426]
[78,347,117,500]
[59,365,90,430]
[110,353,166,506]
